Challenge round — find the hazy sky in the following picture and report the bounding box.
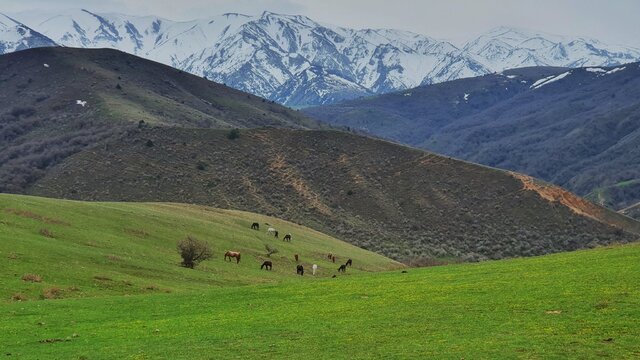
[4,0,640,47]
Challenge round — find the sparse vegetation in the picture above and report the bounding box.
[227,128,240,140]
[21,274,42,283]
[265,244,279,257]
[176,236,213,269]
[39,228,54,238]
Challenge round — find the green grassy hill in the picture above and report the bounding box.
[0,194,400,302]
[1,208,638,358]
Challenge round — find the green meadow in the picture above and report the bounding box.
[1,195,638,359]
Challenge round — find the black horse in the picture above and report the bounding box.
[296,264,304,276]
[261,260,272,270]
[251,222,260,230]
[338,264,347,273]
[274,231,279,239]
[345,258,352,267]
[283,233,292,242]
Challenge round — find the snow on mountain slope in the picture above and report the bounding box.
[464,26,640,71]
[0,13,56,54]
[4,10,640,107]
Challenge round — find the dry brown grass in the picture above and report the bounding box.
[21,273,42,282]
[11,293,28,301]
[39,228,55,238]
[42,287,63,299]
[124,228,149,238]
[4,208,70,225]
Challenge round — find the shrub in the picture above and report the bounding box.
[42,287,62,299]
[177,236,212,269]
[227,128,240,140]
[11,293,27,301]
[265,244,279,257]
[145,139,154,147]
[39,228,54,238]
[22,274,42,282]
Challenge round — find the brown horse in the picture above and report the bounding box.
[332,255,336,263]
[224,251,241,264]
[327,253,333,260]
[261,260,272,270]
[294,254,299,262]
[346,258,352,267]
[338,264,346,273]
[296,264,304,276]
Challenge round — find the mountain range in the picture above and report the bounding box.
[304,62,640,215]
[2,9,640,107]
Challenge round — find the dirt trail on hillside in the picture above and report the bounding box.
[511,173,605,222]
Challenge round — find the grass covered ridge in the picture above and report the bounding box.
[0,194,400,302]
[0,241,638,358]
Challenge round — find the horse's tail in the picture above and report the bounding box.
[237,254,241,263]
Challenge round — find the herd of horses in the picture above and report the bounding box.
[223,222,353,276]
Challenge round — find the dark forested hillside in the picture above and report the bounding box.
[304,64,640,211]
[28,127,640,262]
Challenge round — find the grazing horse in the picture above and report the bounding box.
[224,251,241,264]
[346,258,352,267]
[312,264,318,275]
[327,253,333,260]
[251,222,260,230]
[296,264,304,276]
[294,254,299,262]
[332,255,336,263]
[283,233,292,242]
[274,231,279,239]
[266,227,277,236]
[261,260,272,270]
[338,264,346,273]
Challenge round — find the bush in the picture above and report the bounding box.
[177,236,212,269]
[42,287,62,299]
[11,293,27,301]
[227,128,240,140]
[265,244,279,257]
[39,228,54,238]
[22,274,42,282]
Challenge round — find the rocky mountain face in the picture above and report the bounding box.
[3,10,640,106]
[0,13,56,54]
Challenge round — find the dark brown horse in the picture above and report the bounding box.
[332,255,336,263]
[261,260,272,270]
[224,251,241,264]
[283,233,292,242]
[294,254,299,262]
[338,264,346,273]
[346,258,352,267]
[327,253,333,260]
[296,264,304,276]
[251,222,260,230]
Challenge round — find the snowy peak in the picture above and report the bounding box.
[464,26,640,70]
[2,12,640,107]
[0,13,57,54]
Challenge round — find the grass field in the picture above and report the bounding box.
[1,195,639,359]
[0,194,401,302]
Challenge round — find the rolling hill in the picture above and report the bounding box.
[2,222,638,358]
[0,47,318,193]
[2,47,638,263]
[0,193,400,302]
[26,127,640,262]
[304,63,640,213]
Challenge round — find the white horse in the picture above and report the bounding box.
[312,264,318,276]
[266,227,277,236]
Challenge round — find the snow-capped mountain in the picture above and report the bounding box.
[3,9,640,107]
[464,26,640,70]
[0,13,56,55]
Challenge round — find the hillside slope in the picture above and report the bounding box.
[305,63,640,210]
[28,127,640,262]
[2,240,639,358]
[0,194,399,301]
[0,47,318,193]
[620,202,640,220]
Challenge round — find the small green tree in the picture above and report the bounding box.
[177,236,212,269]
[227,128,240,140]
[265,244,279,257]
